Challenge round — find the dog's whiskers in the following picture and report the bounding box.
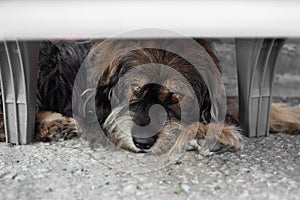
[102,105,142,151]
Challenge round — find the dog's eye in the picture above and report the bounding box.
[131,85,142,95]
[170,93,183,103]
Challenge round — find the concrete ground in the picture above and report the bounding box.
[0,40,300,200]
[0,133,300,200]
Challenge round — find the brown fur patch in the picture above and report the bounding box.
[270,104,300,133]
[35,112,78,142]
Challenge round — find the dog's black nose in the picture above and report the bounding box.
[132,136,156,150]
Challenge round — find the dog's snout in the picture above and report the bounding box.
[132,136,157,150]
[131,125,158,150]
[132,113,151,127]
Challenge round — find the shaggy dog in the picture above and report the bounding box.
[32,39,300,154]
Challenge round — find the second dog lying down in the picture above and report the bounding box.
[35,39,300,155]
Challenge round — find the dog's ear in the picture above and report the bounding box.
[200,90,212,124]
[95,66,121,126]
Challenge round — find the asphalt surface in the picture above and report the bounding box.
[0,41,300,200]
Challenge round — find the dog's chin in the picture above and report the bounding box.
[102,106,183,155]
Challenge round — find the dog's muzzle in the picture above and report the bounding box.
[130,103,167,150]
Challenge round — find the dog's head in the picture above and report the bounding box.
[89,39,222,154]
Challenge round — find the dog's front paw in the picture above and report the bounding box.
[218,125,243,151]
[35,112,78,142]
[205,123,243,151]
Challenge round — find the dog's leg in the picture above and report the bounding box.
[196,123,242,151]
[269,104,300,133]
[226,97,300,134]
[35,112,78,142]
[169,122,242,154]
